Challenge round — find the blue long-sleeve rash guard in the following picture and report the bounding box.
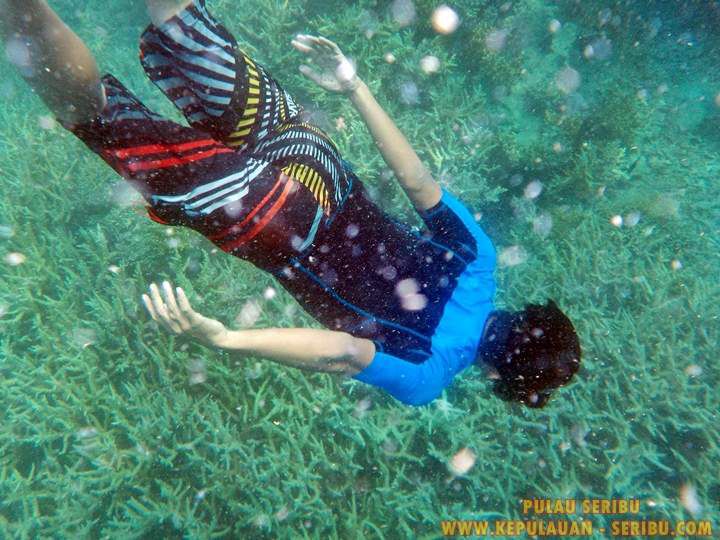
[353,188,497,405]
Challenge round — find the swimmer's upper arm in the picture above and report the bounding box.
[352,348,446,406]
[346,337,377,375]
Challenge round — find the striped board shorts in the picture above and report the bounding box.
[69,0,352,268]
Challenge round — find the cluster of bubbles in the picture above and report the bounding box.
[389,1,461,34]
[609,211,642,229]
[395,278,428,311]
[367,3,461,115]
[583,36,613,61]
[505,172,557,261]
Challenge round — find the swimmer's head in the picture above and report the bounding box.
[477,300,581,408]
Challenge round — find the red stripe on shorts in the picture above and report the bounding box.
[220,176,295,252]
[110,139,218,159]
[208,173,288,241]
[126,147,235,172]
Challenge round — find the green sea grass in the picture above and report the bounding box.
[1,0,718,538]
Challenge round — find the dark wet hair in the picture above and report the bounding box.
[478,300,581,408]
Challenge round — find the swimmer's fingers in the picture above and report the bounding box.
[291,36,314,54]
[175,286,203,325]
[293,35,344,64]
[176,287,229,347]
[147,282,182,334]
[142,293,159,322]
[161,280,191,331]
[317,36,344,57]
[292,35,327,58]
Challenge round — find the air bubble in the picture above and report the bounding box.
[4,252,26,266]
[420,55,441,74]
[448,447,476,476]
[236,299,262,328]
[345,224,360,238]
[432,5,460,35]
[624,212,641,227]
[524,180,543,199]
[391,0,417,27]
[188,358,207,385]
[485,29,509,52]
[263,287,276,300]
[498,245,528,267]
[399,81,420,105]
[555,67,581,94]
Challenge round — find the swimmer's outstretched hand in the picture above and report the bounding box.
[142,281,229,347]
[291,34,360,93]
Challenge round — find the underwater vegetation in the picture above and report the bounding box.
[0,0,718,538]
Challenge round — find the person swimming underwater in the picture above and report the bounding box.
[3,0,581,407]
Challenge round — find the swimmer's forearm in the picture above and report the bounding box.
[215,327,375,375]
[349,80,441,211]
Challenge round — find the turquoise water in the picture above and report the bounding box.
[0,0,718,538]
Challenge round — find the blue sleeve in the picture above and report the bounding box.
[352,350,446,406]
[418,188,496,273]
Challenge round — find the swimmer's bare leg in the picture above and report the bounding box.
[1,0,106,125]
[145,0,193,26]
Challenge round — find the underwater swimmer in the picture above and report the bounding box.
[4,0,581,407]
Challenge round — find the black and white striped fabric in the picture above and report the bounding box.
[140,0,300,147]
[138,0,351,222]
